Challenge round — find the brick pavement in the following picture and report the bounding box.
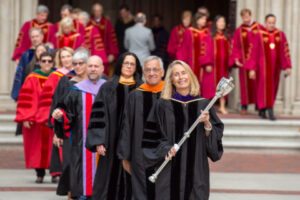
[1,149,300,174]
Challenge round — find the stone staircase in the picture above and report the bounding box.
[222,118,300,152]
[0,114,22,148]
[1,114,300,152]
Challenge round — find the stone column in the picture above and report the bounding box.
[235,0,300,115]
[0,0,37,111]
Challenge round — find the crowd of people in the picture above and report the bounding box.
[11,2,292,200]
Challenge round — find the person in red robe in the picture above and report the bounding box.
[15,52,54,183]
[177,12,215,99]
[197,6,213,30]
[77,11,108,68]
[89,3,119,65]
[231,8,261,114]
[47,4,85,44]
[167,10,192,61]
[12,5,52,62]
[211,15,234,114]
[249,14,291,120]
[35,47,74,180]
[49,17,85,50]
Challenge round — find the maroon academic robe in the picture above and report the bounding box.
[15,72,53,169]
[167,24,189,61]
[50,31,85,50]
[12,19,52,61]
[232,22,260,106]
[177,27,215,99]
[213,32,233,86]
[252,27,291,109]
[89,16,119,58]
[83,24,108,64]
[47,19,85,43]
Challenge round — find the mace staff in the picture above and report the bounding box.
[148,77,235,183]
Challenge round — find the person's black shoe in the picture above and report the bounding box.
[51,175,60,183]
[268,108,276,121]
[35,176,44,184]
[258,109,267,119]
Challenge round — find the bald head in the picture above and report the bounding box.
[135,12,146,24]
[87,56,104,83]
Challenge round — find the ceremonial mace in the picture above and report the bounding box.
[148,77,235,183]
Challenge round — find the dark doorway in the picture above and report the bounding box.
[39,0,236,32]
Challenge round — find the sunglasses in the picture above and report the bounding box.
[73,61,85,66]
[41,59,53,63]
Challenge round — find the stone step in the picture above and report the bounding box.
[222,119,300,132]
[0,114,16,127]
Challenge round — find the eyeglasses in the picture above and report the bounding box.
[41,59,53,63]
[73,61,85,66]
[144,68,162,73]
[123,62,136,67]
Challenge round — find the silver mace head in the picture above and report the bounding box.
[216,77,235,97]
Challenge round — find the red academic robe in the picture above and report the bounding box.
[167,24,189,61]
[213,32,233,86]
[89,16,119,57]
[231,22,260,106]
[177,27,215,99]
[15,72,53,169]
[83,24,108,64]
[252,27,292,109]
[12,19,52,61]
[36,71,65,124]
[50,31,85,50]
[47,19,85,43]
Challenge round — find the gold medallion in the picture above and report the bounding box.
[270,43,275,49]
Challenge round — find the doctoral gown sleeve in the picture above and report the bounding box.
[205,106,224,162]
[142,100,173,168]
[15,76,39,123]
[86,84,109,152]
[55,88,78,139]
[117,91,135,161]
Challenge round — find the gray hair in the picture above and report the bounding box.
[29,27,43,36]
[37,5,49,14]
[72,51,89,63]
[78,11,90,23]
[61,4,72,12]
[144,56,164,70]
[135,13,146,23]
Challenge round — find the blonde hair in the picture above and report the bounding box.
[57,17,74,37]
[58,47,74,67]
[160,60,200,100]
[240,8,252,17]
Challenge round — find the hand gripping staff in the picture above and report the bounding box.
[148,77,235,183]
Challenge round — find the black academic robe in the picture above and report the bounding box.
[86,76,143,200]
[118,88,161,200]
[49,71,76,180]
[51,73,77,196]
[142,97,224,200]
[58,84,100,198]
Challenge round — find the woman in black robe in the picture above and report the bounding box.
[86,52,143,200]
[142,60,224,200]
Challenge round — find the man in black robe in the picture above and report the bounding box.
[86,52,143,200]
[52,56,106,199]
[118,56,165,200]
[115,4,135,54]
